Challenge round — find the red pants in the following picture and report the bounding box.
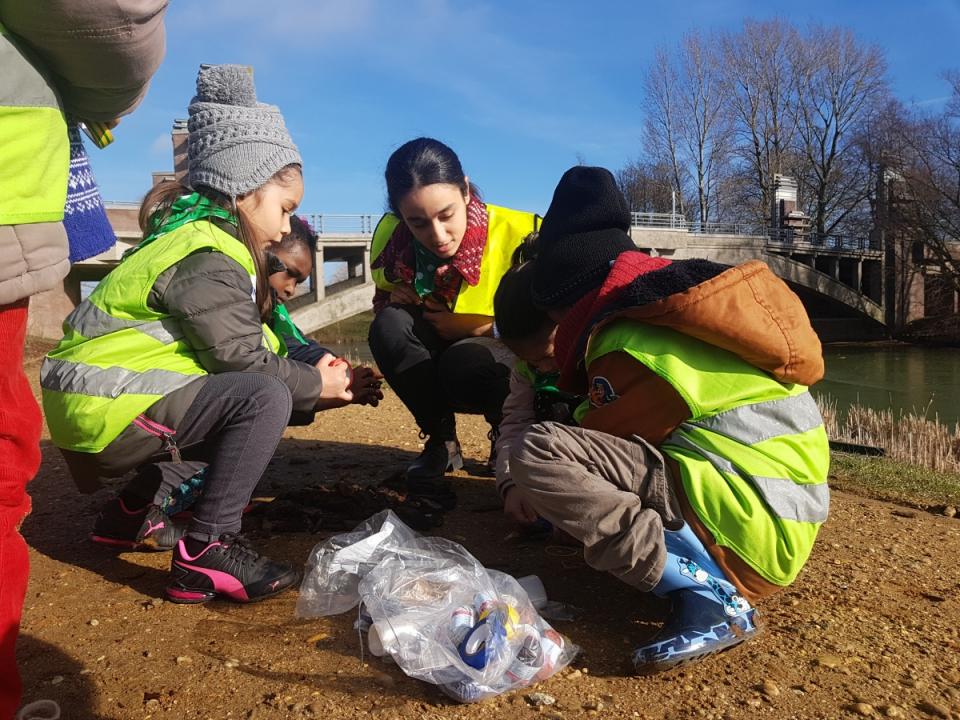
[0,300,40,720]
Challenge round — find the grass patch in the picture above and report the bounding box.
[830,452,960,509]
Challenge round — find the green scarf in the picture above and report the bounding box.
[270,302,305,352]
[532,369,561,395]
[412,241,447,298]
[124,192,238,260]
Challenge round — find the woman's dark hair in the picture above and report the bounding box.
[282,214,318,254]
[493,232,552,341]
[385,137,481,215]
[138,164,302,321]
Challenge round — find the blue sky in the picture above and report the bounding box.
[87,0,960,218]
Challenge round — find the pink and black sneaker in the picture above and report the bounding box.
[165,534,299,604]
[90,498,185,551]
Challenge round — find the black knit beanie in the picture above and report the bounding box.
[531,166,636,309]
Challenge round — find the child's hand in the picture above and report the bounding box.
[349,366,384,407]
[315,353,353,409]
[389,283,421,306]
[503,486,539,526]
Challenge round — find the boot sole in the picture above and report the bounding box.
[633,623,761,675]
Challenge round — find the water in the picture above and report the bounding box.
[308,311,375,365]
[817,345,960,427]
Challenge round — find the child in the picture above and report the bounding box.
[267,214,383,409]
[266,213,336,365]
[492,242,582,527]
[506,166,830,673]
[41,64,380,604]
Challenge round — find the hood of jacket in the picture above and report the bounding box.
[555,251,824,390]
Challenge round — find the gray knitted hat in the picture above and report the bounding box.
[187,64,301,197]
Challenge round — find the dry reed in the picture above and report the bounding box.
[817,396,960,472]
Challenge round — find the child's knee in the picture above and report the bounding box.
[244,374,293,419]
[510,422,563,485]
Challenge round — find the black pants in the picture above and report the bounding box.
[80,372,293,541]
[367,304,512,437]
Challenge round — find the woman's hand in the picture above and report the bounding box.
[314,353,353,409]
[422,297,493,340]
[503,486,540,526]
[389,283,421,306]
[349,366,384,407]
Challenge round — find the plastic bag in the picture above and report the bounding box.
[297,510,578,702]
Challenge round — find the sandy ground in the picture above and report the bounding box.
[16,345,960,720]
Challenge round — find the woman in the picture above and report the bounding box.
[368,137,540,483]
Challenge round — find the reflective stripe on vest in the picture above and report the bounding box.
[668,402,830,524]
[585,319,829,586]
[0,23,69,225]
[41,358,199,398]
[65,300,185,344]
[370,204,539,316]
[42,220,276,453]
[689,391,824,446]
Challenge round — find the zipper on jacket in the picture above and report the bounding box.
[132,414,182,463]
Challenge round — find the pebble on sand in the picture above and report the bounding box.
[525,693,557,707]
[816,654,843,668]
[761,679,781,698]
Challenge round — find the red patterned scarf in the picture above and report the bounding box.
[554,251,672,390]
[372,197,489,309]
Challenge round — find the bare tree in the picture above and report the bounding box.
[898,85,960,296]
[720,19,801,224]
[643,47,687,218]
[790,26,888,236]
[642,35,732,225]
[616,160,676,214]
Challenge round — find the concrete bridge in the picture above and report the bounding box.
[30,209,885,341]
[627,216,886,341]
[284,213,888,341]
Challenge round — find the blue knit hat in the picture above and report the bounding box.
[64,123,116,263]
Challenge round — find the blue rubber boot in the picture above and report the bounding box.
[632,524,759,674]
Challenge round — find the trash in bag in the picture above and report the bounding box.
[297,510,578,703]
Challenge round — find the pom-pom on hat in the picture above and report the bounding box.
[531,166,637,309]
[187,64,301,198]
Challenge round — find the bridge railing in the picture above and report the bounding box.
[766,229,881,253]
[296,212,881,254]
[630,212,763,236]
[303,214,378,235]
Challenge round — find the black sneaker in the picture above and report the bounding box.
[407,435,464,480]
[165,534,300,604]
[90,498,185,551]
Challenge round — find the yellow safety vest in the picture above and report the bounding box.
[585,320,830,586]
[0,20,69,225]
[370,203,539,317]
[42,220,281,453]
